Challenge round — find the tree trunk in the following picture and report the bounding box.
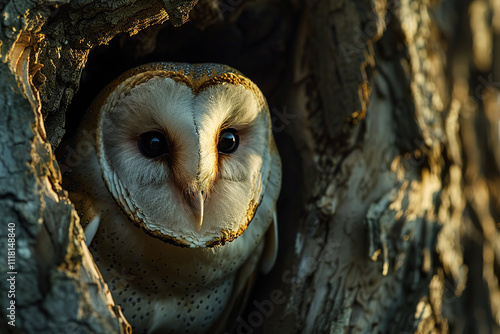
[1,0,499,333]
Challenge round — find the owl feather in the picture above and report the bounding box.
[64,62,281,334]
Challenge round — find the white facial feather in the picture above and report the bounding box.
[97,73,271,246]
[105,78,198,184]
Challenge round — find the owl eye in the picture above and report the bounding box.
[138,131,169,158]
[218,128,239,154]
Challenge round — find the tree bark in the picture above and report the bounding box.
[1,0,499,333]
[0,1,195,333]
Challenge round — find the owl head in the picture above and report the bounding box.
[88,63,277,248]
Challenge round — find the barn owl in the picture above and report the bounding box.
[63,62,281,334]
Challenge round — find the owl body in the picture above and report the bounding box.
[65,63,281,333]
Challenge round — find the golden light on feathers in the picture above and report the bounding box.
[64,62,281,333]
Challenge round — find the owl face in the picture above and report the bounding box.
[91,63,273,248]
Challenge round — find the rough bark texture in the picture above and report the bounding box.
[0,0,195,333]
[1,0,499,333]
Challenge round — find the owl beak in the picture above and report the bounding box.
[188,191,204,232]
